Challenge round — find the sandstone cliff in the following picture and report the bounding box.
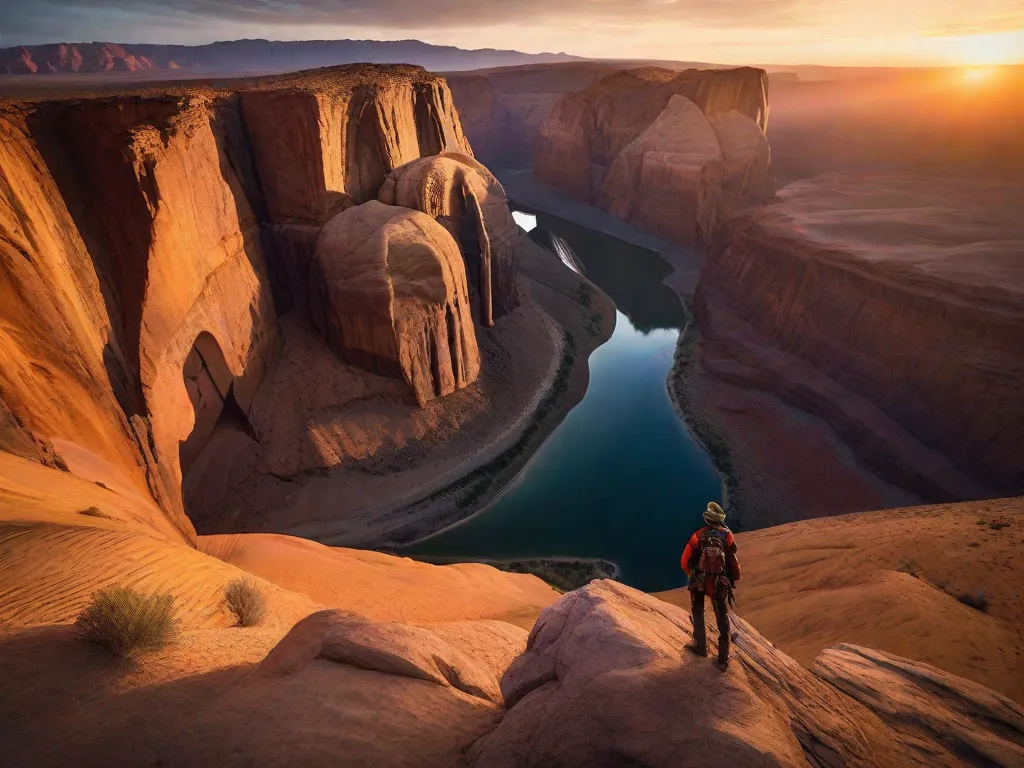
[0,65,477,537]
[379,152,520,325]
[309,201,481,405]
[536,66,773,246]
[447,63,618,168]
[696,173,1024,498]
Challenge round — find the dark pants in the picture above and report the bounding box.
[690,587,730,664]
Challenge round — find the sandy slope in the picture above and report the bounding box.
[659,497,1024,702]
[0,450,559,765]
[200,533,558,626]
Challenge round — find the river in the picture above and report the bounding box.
[402,210,722,592]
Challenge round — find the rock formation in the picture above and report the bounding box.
[535,66,773,246]
[601,95,727,246]
[4,442,1024,766]
[696,173,1024,497]
[379,152,520,325]
[0,65,480,534]
[309,201,481,405]
[469,580,1024,767]
[447,63,618,168]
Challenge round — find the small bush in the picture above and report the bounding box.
[76,586,179,657]
[79,506,112,519]
[897,558,918,576]
[223,578,267,627]
[956,591,988,612]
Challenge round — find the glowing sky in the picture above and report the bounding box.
[2,0,1022,66]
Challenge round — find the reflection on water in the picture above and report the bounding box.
[529,212,687,333]
[403,211,721,592]
[512,210,537,232]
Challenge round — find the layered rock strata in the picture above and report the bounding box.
[696,173,1024,498]
[0,65,477,536]
[379,152,520,325]
[536,66,773,246]
[309,201,481,405]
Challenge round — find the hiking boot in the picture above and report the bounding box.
[687,644,708,658]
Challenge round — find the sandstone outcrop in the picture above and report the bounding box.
[447,63,618,167]
[601,95,726,246]
[469,580,1024,767]
[379,152,519,325]
[309,201,481,405]
[696,173,1024,497]
[536,66,773,246]
[5,451,1024,766]
[0,65,486,534]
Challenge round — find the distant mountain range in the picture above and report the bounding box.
[0,39,582,76]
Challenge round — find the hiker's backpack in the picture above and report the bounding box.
[697,528,727,576]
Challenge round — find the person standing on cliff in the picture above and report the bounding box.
[681,501,741,671]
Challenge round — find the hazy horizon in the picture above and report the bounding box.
[2,1,1022,68]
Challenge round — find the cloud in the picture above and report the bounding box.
[3,0,819,41]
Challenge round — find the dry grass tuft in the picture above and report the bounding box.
[79,506,112,519]
[223,577,267,627]
[76,586,179,657]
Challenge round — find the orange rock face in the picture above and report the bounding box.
[0,65,482,536]
[309,201,481,405]
[536,66,773,246]
[696,173,1024,497]
[379,152,519,325]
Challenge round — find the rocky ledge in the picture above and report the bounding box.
[160,580,1024,767]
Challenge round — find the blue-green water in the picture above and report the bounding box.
[403,211,722,592]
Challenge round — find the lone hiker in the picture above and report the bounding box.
[681,501,741,671]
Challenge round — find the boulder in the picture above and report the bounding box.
[309,201,480,405]
[379,152,520,325]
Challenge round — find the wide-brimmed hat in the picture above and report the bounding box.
[703,501,726,524]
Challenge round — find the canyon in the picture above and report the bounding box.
[446,61,1023,525]
[0,64,582,546]
[2,56,1024,766]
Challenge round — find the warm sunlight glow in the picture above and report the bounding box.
[963,66,997,84]
[954,31,1024,66]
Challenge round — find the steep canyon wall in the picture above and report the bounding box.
[535,66,773,247]
[0,65,487,539]
[696,174,1024,499]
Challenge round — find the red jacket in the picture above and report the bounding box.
[681,525,741,592]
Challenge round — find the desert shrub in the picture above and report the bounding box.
[223,578,267,627]
[897,558,918,575]
[79,506,111,519]
[956,591,988,611]
[76,586,179,657]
